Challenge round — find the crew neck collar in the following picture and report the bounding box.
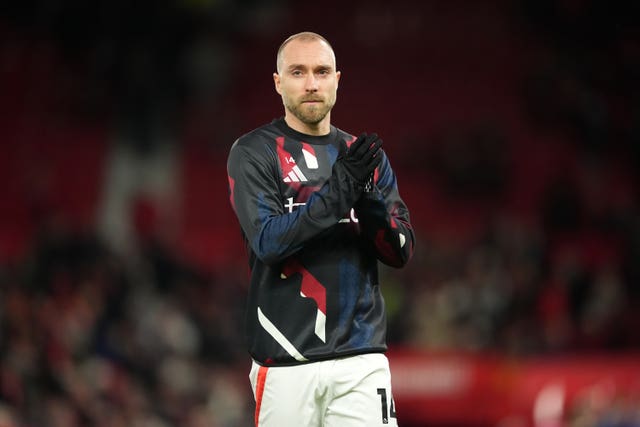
[273,117,337,144]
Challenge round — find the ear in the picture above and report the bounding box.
[336,70,341,89]
[273,72,282,95]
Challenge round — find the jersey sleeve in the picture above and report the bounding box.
[227,139,365,265]
[354,153,415,268]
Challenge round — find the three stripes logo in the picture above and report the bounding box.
[283,165,308,183]
[276,137,318,183]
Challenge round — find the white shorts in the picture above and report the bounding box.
[249,353,398,427]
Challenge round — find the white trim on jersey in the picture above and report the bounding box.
[315,311,326,343]
[300,291,326,342]
[257,307,308,362]
[302,148,318,169]
[283,165,308,182]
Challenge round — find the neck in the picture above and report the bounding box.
[284,112,331,136]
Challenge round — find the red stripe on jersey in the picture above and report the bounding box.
[301,273,327,315]
[254,366,269,426]
[346,134,357,148]
[275,136,301,189]
[375,229,398,264]
[228,176,236,210]
[389,204,400,229]
[283,259,327,314]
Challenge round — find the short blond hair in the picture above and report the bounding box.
[276,32,335,73]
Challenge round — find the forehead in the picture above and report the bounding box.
[280,39,336,68]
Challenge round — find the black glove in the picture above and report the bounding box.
[338,133,383,184]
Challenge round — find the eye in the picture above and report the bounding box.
[291,69,304,77]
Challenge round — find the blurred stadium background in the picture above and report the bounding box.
[1,0,639,426]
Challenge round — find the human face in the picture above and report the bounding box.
[274,39,341,135]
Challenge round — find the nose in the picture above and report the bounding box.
[305,74,319,92]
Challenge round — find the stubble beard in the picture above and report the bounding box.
[285,94,336,125]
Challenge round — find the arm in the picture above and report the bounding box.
[354,153,415,268]
[227,140,371,265]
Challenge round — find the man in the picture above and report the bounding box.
[227,31,415,427]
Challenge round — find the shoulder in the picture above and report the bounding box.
[334,126,355,143]
[229,121,281,158]
[228,122,281,170]
[232,122,277,149]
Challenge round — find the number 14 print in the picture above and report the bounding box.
[377,388,396,424]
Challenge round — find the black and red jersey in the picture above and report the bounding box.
[227,117,415,366]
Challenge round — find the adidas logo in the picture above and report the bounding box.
[283,165,308,182]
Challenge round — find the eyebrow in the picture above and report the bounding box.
[286,64,333,72]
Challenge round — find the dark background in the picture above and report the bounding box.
[1,0,639,426]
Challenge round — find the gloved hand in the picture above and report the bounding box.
[338,133,383,184]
